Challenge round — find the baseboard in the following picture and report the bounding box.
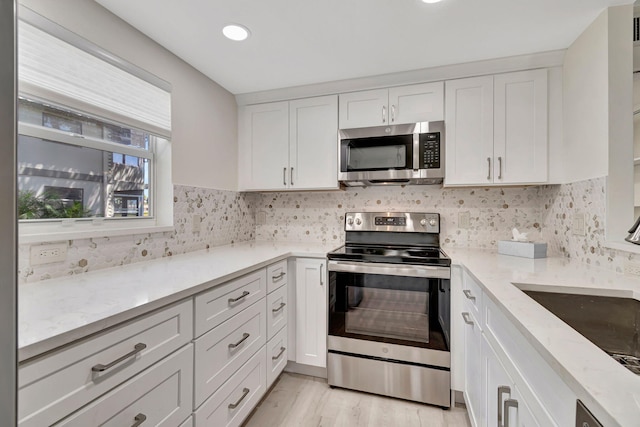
[284,361,327,379]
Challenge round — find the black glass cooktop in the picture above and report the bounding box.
[327,244,451,266]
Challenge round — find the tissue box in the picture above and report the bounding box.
[498,240,547,258]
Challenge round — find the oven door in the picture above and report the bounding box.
[328,260,450,352]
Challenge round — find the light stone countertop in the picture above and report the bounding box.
[19,242,640,426]
[19,240,338,362]
[446,248,640,427]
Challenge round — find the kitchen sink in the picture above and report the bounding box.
[520,288,640,375]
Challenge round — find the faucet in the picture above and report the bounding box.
[625,216,640,245]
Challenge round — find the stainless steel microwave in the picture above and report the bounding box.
[338,121,444,186]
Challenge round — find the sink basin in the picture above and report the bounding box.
[521,289,640,375]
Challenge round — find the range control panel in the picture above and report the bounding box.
[345,212,439,233]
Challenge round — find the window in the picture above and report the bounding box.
[18,98,161,220]
[17,8,173,242]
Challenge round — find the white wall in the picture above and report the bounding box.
[562,8,610,183]
[18,0,238,191]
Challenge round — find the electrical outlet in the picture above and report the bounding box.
[572,213,586,236]
[624,261,640,276]
[192,215,202,233]
[30,243,67,266]
[458,211,470,229]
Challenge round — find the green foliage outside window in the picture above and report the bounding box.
[18,190,91,219]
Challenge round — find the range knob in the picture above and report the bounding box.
[347,217,354,225]
[429,218,437,227]
[420,219,427,226]
[355,218,362,225]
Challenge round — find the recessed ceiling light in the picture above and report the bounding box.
[222,24,250,41]
[421,0,443,3]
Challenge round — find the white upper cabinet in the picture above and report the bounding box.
[238,101,289,191]
[445,69,548,186]
[339,82,444,129]
[238,95,339,191]
[289,95,338,190]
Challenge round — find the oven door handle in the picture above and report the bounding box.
[327,260,450,279]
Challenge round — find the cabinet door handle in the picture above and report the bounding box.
[487,157,491,180]
[272,271,286,281]
[228,332,250,349]
[283,167,287,186]
[463,289,476,301]
[391,105,396,122]
[320,263,324,285]
[290,167,294,186]
[272,346,286,360]
[498,156,503,180]
[503,398,518,427]
[461,312,474,325]
[382,105,386,123]
[498,385,511,427]
[228,290,250,304]
[272,302,286,313]
[228,387,250,409]
[131,413,147,427]
[91,343,146,372]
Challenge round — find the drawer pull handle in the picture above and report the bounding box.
[228,332,250,349]
[272,302,286,313]
[461,312,474,325]
[272,272,286,281]
[272,346,286,360]
[228,291,250,304]
[91,343,147,372]
[498,385,511,427]
[503,398,518,427]
[228,387,250,409]
[463,289,476,301]
[132,413,147,427]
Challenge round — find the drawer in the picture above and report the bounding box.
[19,300,193,427]
[484,297,575,427]
[194,347,267,427]
[54,344,193,426]
[195,269,266,337]
[462,269,483,321]
[267,260,288,294]
[194,300,266,408]
[266,326,288,389]
[266,284,287,339]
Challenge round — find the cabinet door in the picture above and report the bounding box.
[444,76,494,186]
[289,95,339,190]
[463,309,485,427]
[338,89,388,129]
[238,101,289,190]
[388,82,444,124]
[493,69,548,184]
[295,258,327,368]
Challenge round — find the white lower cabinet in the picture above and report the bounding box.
[295,258,327,368]
[54,344,193,426]
[194,347,267,427]
[458,267,573,427]
[179,416,194,427]
[194,300,267,408]
[266,326,288,388]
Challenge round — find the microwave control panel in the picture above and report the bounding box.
[420,133,440,169]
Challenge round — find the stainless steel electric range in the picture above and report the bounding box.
[327,212,451,408]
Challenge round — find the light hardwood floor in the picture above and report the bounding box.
[243,373,472,427]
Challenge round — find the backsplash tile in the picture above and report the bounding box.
[249,185,545,249]
[18,185,256,283]
[20,176,640,283]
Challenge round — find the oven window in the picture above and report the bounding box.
[345,286,429,343]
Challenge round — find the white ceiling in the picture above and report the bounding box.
[96,0,632,95]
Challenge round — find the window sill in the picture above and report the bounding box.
[19,220,174,244]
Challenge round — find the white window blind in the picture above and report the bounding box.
[18,21,171,138]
